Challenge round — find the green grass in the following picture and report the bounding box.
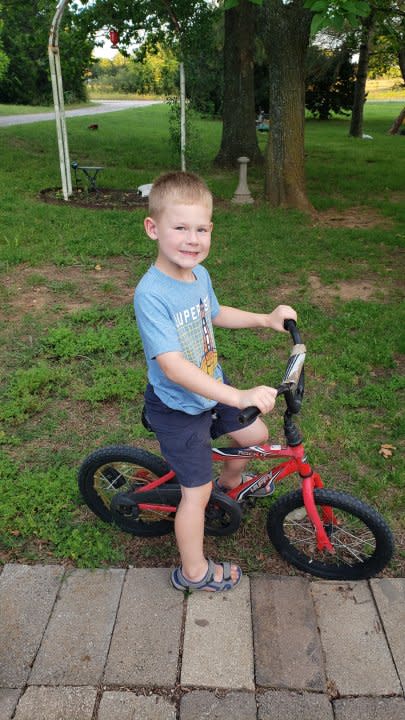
[0,101,404,572]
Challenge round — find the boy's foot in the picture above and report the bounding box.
[171,558,242,592]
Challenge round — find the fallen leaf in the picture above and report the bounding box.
[95,264,102,271]
[379,443,396,458]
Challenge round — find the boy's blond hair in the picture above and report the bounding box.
[148,171,213,219]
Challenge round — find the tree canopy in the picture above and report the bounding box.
[0,0,93,104]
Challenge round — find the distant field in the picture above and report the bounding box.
[366,77,405,101]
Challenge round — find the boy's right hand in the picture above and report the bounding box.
[236,386,277,415]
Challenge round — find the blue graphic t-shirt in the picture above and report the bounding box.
[134,264,223,414]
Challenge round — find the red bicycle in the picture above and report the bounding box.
[78,321,394,580]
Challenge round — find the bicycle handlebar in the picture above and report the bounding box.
[239,319,306,425]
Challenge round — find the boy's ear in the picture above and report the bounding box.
[144,216,158,239]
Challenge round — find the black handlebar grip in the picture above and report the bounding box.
[239,405,260,425]
[283,318,301,345]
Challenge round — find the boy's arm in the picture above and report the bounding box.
[156,352,277,415]
[213,304,297,332]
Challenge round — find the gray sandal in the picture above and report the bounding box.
[171,558,242,592]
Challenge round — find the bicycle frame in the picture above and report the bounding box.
[133,439,337,554]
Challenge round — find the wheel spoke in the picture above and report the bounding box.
[283,507,376,566]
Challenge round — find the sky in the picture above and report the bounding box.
[92,30,120,59]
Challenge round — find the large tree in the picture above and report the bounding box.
[263,0,312,210]
[349,6,376,137]
[214,0,262,166]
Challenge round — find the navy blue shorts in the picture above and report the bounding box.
[144,382,255,488]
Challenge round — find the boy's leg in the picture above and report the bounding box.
[217,417,268,490]
[175,482,240,586]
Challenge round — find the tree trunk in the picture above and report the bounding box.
[349,12,375,138]
[398,47,405,82]
[214,0,262,167]
[388,105,405,135]
[263,0,312,211]
[389,48,405,134]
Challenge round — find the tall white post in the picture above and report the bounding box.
[48,0,72,200]
[179,61,186,171]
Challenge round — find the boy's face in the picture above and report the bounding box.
[144,202,213,282]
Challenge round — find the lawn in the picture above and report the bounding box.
[0,101,404,574]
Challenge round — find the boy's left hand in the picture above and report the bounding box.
[266,305,297,332]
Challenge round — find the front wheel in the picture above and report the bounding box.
[267,488,394,580]
[78,445,174,536]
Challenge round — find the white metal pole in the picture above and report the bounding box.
[179,61,186,171]
[48,0,72,199]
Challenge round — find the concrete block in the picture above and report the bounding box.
[371,578,405,689]
[251,575,325,691]
[30,568,124,685]
[334,696,405,720]
[258,690,333,720]
[98,691,177,720]
[0,689,21,719]
[13,686,97,720]
[311,581,402,696]
[180,690,257,719]
[0,564,63,687]
[104,568,183,687]
[181,576,254,690]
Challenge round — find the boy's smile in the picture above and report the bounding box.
[144,202,213,282]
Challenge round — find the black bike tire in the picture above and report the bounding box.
[78,445,174,536]
[267,488,394,580]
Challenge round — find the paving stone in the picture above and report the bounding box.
[98,691,177,720]
[257,690,333,719]
[0,564,63,687]
[311,581,402,696]
[0,689,21,719]
[371,578,405,690]
[30,568,124,686]
[180,576,254,690]
[251,575,325,691]
[334,696,405,720]
[104,568,183,687]
[12,686,97,720]
[179,690,257,719]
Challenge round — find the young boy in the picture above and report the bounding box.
[134,171,296,592]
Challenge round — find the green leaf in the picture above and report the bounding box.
[224,0,239,9]
[248,0,263,5]
[310,13,325,35]
[305,0,328,11]
[353,1,371,17]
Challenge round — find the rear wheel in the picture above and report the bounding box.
[78,445,174,536]
[267,488,394,580]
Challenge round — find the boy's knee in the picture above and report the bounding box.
[181,481,212,507]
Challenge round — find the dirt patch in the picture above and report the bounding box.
[39,187,149,211]
[274,273,389,307]
[308,273,388,303]
[313,206,392,229]
[0,258,137,319]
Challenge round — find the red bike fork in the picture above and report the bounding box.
[301,473,336,553]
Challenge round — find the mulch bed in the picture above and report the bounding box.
[39,187,149,211]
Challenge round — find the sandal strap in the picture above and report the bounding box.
[171,558,241,592]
